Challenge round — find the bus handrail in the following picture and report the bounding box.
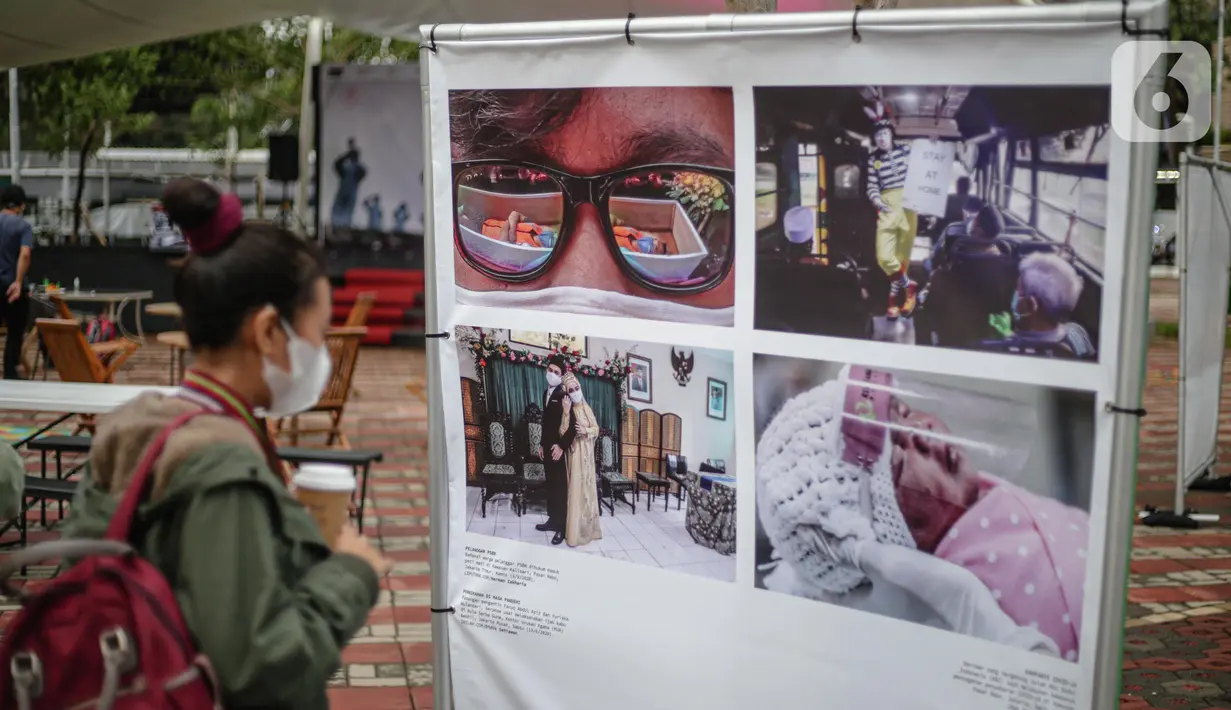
[990,178,1106,232]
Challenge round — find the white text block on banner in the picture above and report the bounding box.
[425,18,1135,710]
[902,139,956,217]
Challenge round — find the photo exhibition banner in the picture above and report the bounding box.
[425,20,1135,710]
[317,62,425,260]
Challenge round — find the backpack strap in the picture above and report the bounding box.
[103,410,213,543]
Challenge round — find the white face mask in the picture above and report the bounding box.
[545,371,562,388]
[568,390,584,404]
[457,285,735,327]
[262,320,332,417]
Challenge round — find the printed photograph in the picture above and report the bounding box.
[448,88,736,326]
[455,326,736,581]
[753,355,1096,661]
[754,85,1109,360]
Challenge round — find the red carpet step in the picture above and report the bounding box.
[333,269,425,345]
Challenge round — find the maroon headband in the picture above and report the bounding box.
[183,193,243,256]
[841,366,893,467]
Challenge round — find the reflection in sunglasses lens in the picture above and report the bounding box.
[608,169,732,288]
[454,165,565,276]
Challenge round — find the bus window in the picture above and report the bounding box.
[756,162,778,231]
[1155,182,1176,211]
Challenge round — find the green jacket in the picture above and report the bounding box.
[62,393,379,710]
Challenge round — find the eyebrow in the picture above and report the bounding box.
[487,126,731,175]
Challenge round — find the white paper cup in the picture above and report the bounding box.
[292,464,355,547]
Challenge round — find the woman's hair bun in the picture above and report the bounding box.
[162,178,220,230]
[162,177,244,256]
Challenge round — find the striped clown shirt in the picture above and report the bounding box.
[866,142,911,205]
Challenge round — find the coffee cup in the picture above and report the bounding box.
[291,464,355,546]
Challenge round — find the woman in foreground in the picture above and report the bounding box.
[63,177,390,709]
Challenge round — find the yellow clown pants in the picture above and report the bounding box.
[875,188,918,276]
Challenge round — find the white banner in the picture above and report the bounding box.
[317,63,425,252]
[1180,160,1231,483]
[426,20,1132,710]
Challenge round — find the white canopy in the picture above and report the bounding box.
[1,0,821,68]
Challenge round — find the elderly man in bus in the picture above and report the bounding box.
[984,252,1095,360]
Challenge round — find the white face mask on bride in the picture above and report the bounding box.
[568,390,584,404]
[262,320,332,417]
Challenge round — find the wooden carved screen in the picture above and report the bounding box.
[661,413,683,494]
[621,405,639,481]
[638,409,663,481]
[461,377,486,484]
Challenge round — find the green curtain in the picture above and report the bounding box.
[484,358,621,434]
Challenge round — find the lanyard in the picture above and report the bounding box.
[179,370,287,484]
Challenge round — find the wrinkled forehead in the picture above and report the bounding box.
[481,88,734,175]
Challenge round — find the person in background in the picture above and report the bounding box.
[0,186,32,379]
[985,252,1095,359]
[926,195,983,274]
[561,372,602,547]
[941,177,972,229]
[536,354,576,545]
[62,177,390,710]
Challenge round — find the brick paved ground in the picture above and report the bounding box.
[0,345,431,710]
[2,284,1230,709]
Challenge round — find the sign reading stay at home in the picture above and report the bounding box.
[902,139,956,217]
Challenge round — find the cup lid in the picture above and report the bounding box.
[292,463,355,492]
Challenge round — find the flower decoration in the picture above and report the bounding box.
[666,170,730,230]
[458,330,630,390]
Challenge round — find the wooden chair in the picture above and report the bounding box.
[344,292,377,328]
[36,318,140,434]
[28,296,132,380]
[277,326,366,449]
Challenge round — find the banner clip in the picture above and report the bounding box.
[1120,0,1167,38]
[852,6,862,43]
[419,24,441,54]
[1105,402,1147,417]
[431,607,456,614]
[426,332,451,340]
[625,13,636,45]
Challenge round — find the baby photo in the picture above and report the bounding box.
[753,355,1096,662]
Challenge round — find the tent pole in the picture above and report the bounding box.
[7,68,19,184]
[296,17,323,235]
[1217,0,1225,161]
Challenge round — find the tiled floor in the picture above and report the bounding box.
[0,344,432,710]
[464,488,736,581]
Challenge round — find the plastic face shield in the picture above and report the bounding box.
[839,366,1037,552]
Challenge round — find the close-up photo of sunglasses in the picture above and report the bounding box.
[453,160,736,294]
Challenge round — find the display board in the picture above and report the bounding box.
[1179,154,1231,486]
[316,62,425,259]
[424,11,1150,710]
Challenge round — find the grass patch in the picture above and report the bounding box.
[1153,321,1231,348]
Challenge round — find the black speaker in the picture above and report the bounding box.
[267,134,299,183]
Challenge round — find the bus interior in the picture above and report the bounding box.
[754,85,1109,360]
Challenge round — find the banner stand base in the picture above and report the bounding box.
[1139,506,1215,529]
[1187,474,1231,492]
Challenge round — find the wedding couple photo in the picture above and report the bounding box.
[455,326,737,581]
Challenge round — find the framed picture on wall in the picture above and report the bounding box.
[707,378,727,421]
[627,354,653,403]
[550,333,587,357]
[510,331,550,349]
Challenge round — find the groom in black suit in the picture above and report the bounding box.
[536,354,576,545]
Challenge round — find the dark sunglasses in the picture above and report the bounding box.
[452,159,735,295]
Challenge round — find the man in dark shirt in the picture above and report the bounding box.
[536,354,577,545]
[0,186,32,379]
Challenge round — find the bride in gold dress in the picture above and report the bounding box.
[560,372,602,547]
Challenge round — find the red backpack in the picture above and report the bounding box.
[0,411,222,710]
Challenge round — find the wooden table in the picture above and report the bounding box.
[145,302,182,319]
[156,331,190,385]
[39,289,156,342]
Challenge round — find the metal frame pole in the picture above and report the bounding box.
[421,52,453,710]
[7,68,19,184]
[1092,2,1167,705]
[1217,0,1225,160]
[1175,150,1189,515]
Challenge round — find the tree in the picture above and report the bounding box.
[725,0,776,10]
[16,48,159,243]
